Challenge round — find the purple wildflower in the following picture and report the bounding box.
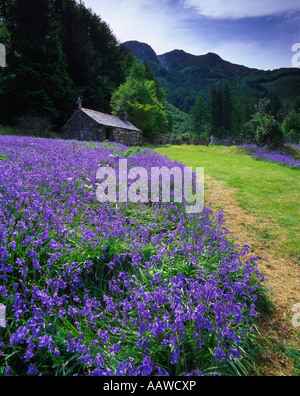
[10,326,29,346]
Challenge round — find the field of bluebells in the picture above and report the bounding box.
[0,135,271,376]
[241,144,300,169]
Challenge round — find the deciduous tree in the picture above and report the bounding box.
[111,63,168,140]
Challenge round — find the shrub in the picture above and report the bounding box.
[252,99,284,150]
[256,116,284,151]
[16,115,53,137]
[282,110,300,143]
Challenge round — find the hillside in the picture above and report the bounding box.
[125,41,300,113]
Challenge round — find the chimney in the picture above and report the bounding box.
[117,110,128,121]
[76,97,82,109]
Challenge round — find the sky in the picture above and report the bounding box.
[83,0,300,70]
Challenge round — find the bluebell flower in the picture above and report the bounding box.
[10,326,29,346]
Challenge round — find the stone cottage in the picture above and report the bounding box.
[62,104,142,146]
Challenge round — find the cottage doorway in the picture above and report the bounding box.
[105,127,114,142]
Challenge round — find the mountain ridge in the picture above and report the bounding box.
[125,40,260,73]
[124,40,300,114]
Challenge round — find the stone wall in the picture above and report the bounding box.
[61,109,142,146]
[61,110,105,142]
[113,128,142,147]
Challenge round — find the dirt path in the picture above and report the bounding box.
[205,175,300,376]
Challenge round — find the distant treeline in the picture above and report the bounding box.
[189,84,296,140]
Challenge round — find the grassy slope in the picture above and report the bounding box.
[153,145,300,261]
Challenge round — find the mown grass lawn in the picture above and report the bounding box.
[152,145,300,262]
[152,144,300,375]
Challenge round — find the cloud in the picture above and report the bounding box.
[82,0,299,69]
[210,40,291,70]
[182,0,300,19]
[83,0,185,53]
[84,0,197,54]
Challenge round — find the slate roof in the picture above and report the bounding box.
[81,108,141,132]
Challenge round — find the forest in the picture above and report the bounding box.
[0,0,300,143]
[0,0,134,129]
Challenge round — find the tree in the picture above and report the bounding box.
[143,60,165,103]
[189,96,211,138]
[0,0,132,128]
[269,94,282,121]
[0,1,13,21]
[165,102,189,136]
[0,18,13,124]
[111,63,168,140]
[223,83,233,132]
[0,18,10,47]
[252,98,284,150]
[241,120,256,139]
[210,83,233,138]
[1,0,76,127]
[282,110,300,142]
[211,85,218,133]
[53,0,131,113]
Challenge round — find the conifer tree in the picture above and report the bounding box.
[190,96,212,138]
[0,0,131,128]
[1,0,76,128]
[54,0,130,112]
[210,83,233,137]
[223,83,233,133]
